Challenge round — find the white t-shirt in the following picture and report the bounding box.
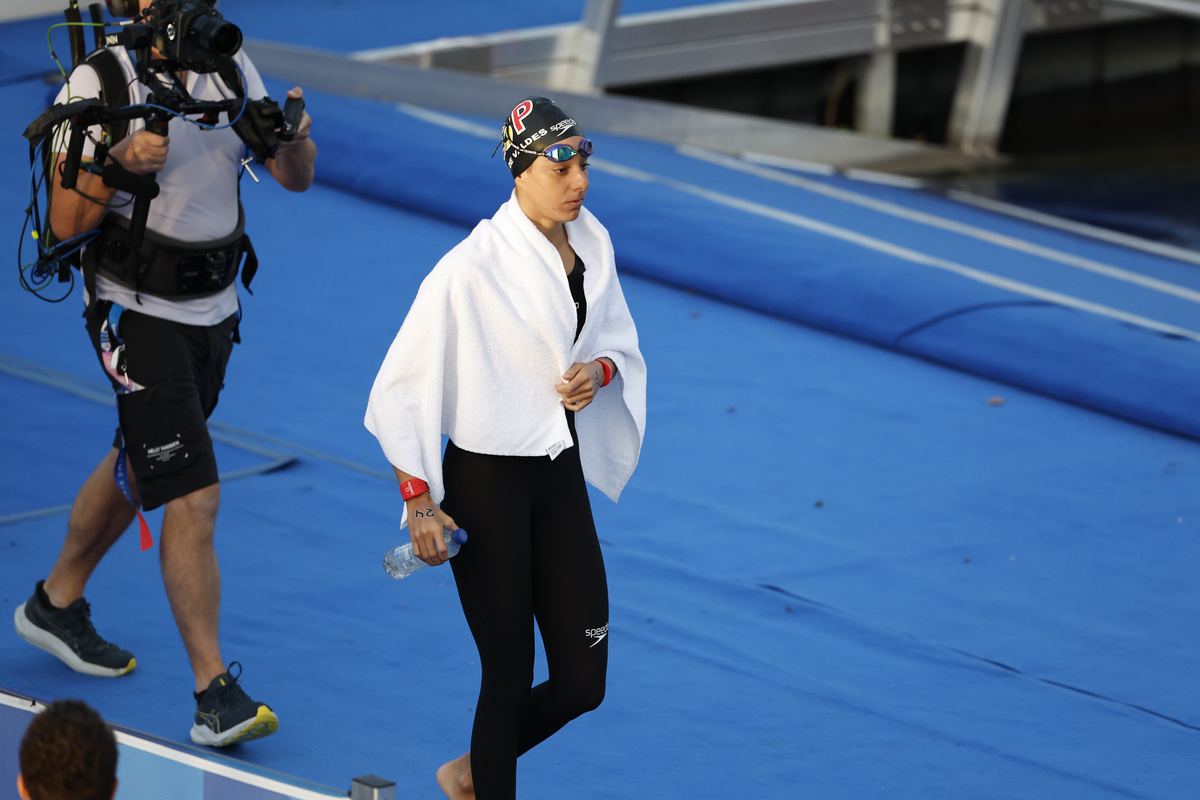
[55,47,270,326]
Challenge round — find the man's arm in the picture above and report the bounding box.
[49,157,116,243]
[264,87,316,192]
[49,131,170,242]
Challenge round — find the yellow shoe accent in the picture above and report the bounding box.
[220,706,279,747]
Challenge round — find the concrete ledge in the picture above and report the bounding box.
[245,38,989,173]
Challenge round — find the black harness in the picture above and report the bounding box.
[77,48,258,311]
[85,206,257,299]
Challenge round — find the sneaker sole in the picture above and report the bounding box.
[13,603,136,678]
[190,706,279,748]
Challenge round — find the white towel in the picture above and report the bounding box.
[365,192,647,515]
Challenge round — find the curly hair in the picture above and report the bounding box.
[19,700,118,800]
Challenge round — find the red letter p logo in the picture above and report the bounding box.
[510,100,533,135]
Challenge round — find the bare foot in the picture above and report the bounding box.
[436,752,473,800]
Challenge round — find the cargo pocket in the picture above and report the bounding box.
[116,380,213,479]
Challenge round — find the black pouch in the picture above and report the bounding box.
[116,380,213,480]
[173,248,240,295]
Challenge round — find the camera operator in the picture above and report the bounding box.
[14,0,315,748]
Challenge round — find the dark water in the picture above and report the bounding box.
[940,151,1200,252]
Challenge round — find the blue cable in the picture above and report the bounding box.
[133,61,251,130]
[25,21,255,301]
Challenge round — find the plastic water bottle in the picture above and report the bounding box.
[383,528,469,579]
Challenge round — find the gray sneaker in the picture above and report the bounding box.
[14,581,136,677]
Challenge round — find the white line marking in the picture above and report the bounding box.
[588,158,1200,343]
[0,691,39,712]
[0,353,392,481]
[741,151,837,176]
[841,168,927,189]
[681,146,1200,303]
[397,103,495,138]
[947,190,1200,268]
[396,104,1200,341]
[0,505,72,527]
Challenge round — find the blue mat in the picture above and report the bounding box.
[293,87,1200,443]
[0,16,57,83]
[16,0,736,57]
[4,243,1199,797]
[2,17,1200,800]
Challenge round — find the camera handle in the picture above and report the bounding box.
[126,113,170,254]
[59,122,88,192]
[279,95,304,141]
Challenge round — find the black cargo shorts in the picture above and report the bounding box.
[86,302,236,511]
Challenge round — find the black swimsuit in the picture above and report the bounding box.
[567,253,587,343]
[440,253,608,800]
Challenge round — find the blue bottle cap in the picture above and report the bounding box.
[452,528,468,544]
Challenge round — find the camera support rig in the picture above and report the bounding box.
[21,4,304,290]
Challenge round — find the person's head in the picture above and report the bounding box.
[498,97,590,230]
[105,1,181,62]
[108,0,201,16]
[103,0,152,16]
[18,700,118,800]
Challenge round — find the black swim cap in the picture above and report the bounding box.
[497,96,584,178]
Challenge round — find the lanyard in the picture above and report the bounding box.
[103,304,154,552]
[115,442,154,552]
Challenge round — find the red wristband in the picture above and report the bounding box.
[399,478,429,501]
[599,358,613,387]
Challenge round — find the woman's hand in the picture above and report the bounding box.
[405,493,459,566]
[556,360,606,411]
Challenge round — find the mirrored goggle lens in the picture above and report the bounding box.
[541,138,593,162]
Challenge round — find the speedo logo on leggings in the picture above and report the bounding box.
[585,624,608,648]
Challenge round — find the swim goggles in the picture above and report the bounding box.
[510,138,594,162]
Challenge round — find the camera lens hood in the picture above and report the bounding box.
[190,14,242,58]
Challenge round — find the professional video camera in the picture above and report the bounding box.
[135,0,242,73]
[18,0,304,301]
[99,0,299,158]
[103,0,242,73]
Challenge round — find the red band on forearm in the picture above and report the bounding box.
[599,358,613,387]
[399,478,429,500]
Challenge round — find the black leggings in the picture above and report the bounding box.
[442,412,609,800]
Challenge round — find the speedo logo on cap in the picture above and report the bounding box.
[511,100,534,134]
[549,118,577,133]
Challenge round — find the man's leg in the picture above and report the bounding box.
[160,479,278,748]
[159,482,225,692]
[43,447,139,608]
[106,310,274,746]
[15,447,139,677]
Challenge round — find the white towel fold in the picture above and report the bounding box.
[365,191,647,514]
